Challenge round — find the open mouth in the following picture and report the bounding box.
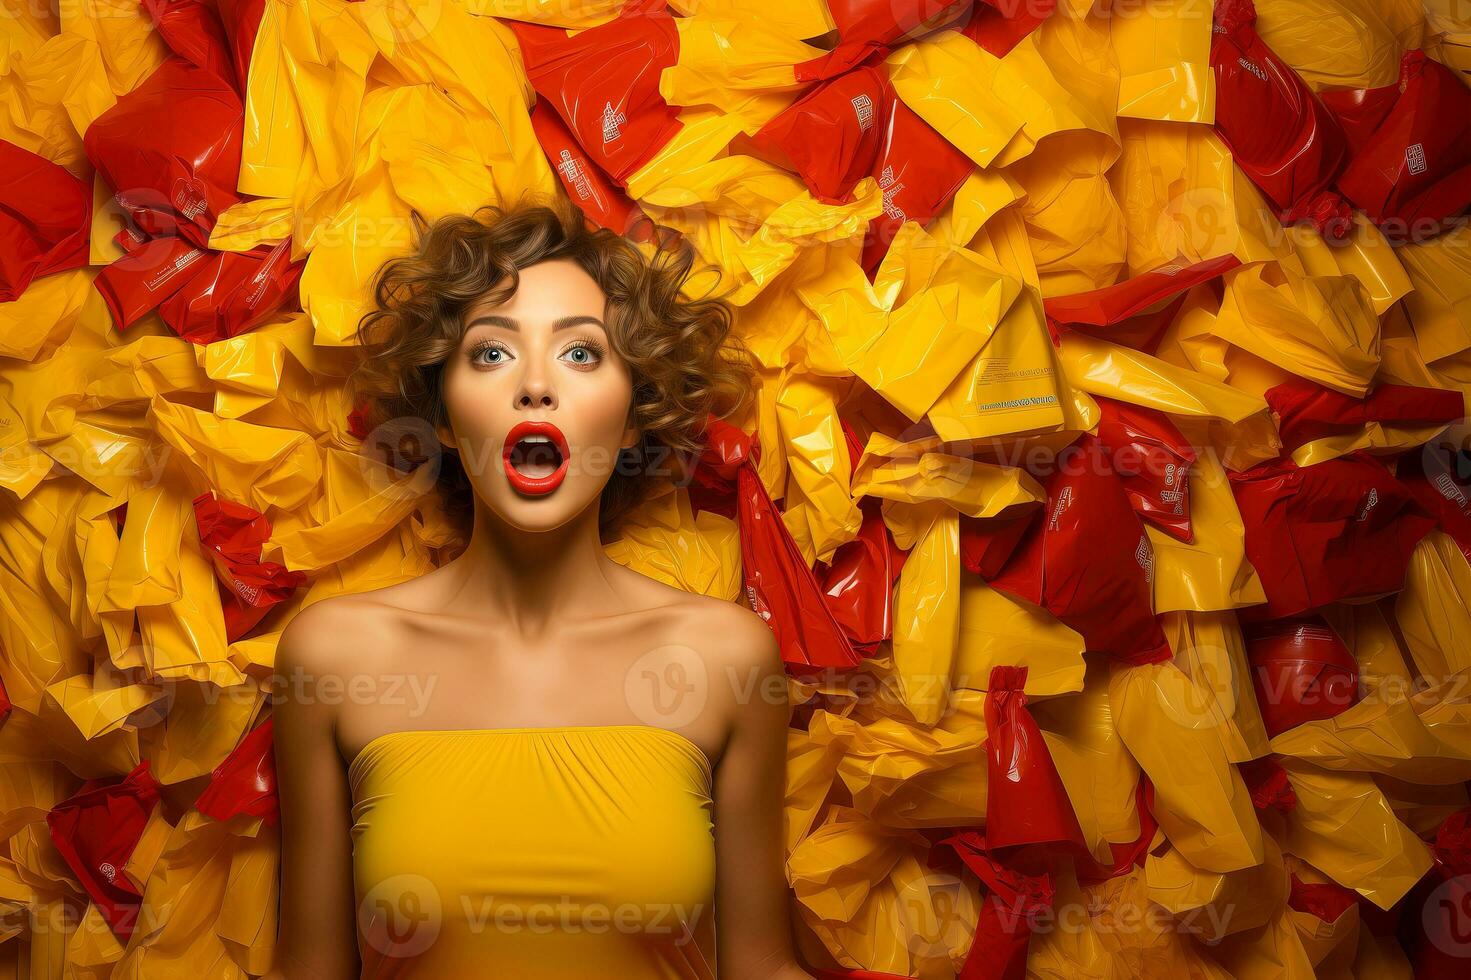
[508,435,565,479]
[502,420,570,495]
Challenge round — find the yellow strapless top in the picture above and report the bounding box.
[348,725,717,978]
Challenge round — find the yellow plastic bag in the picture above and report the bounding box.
[1159,611,1271,760]
[1212,262,1381,397]
[955,575,1086,698]
[1111,661,1265,872]
[1393,531,1471,679]
[660,16,820,122]
[1254,0,1424,90]
[1147,452,1268,612]
[1110,0,1216,123]
[1146,834,1287,942]
[602,488,742,600]
[1278,761,1432,909]
[773,371,864,567]
[1397,222,1471,364]
[797,222,1025,422]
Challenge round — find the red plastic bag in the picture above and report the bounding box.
[1044,254,1240,353]
[814,421,907,655]
[529,96,649,240]
[0,140,92,302]
[1264,377,1464,454]
[959,0,1058,58]
[506,13,683,186]
[1406,808,1471,976]
[1229,453,1436,619]
[983,665,1087,854]
[1239,756,1298,812]
[985,435,1172,665]
[194,719,279,825]
[94,232,303,342]
[1094,398,1196,543]
[194,492,307,641]
[795,0,971,81]
[83,57,244,250]
[46,761,162,941]
[932,829,1056,980]
[691,416,861,673]
[749,66,892,204]
[1289,873,1358,923]
[1209,0,1351,239]
[1242,615,1361,738]
[860,97,975,276]
[1324,50,1471,244]
[1399,445,1471,562]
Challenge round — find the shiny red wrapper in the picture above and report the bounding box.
[1405,808,1471,976]
[1324,50,1471,244]
[1239,756,1298,812]
[194,719,279,825]
[860,96,975,276]
[1044,254,1240,352]
[1242,616,1361,738]
[986,435,1172,665]
[1289,873,1358,922]
[212,0,269,96]
[194,491,307,641]
[691,416,862,672]
[1265,377,1464,454]
[46,761,162,941]
[1229,453,1436,619]
[141,0,238,92]
[506,13,683,186]
[933,829,1055,980]
[1398,445,1471,563]
[0,140,92,301]
[94,233,303,342]
[83,57,244,250]
[750,66,892,204]
[1209,0,1351,239]
[530,96,650,240]
[960,508,1039,580]
[1094,398,1196,543]
[983,665,1087,854]
[817,422,907,654]
[959,0,1058,58]
[796,0,972,81]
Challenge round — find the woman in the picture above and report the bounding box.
[267,194,813,980]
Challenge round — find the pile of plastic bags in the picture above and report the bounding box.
[2,0,1471,975]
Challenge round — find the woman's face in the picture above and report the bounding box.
[438,257,639,532]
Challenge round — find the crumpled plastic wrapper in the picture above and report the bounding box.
[4,0,1471,975]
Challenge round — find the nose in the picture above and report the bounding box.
[514,369,557,410]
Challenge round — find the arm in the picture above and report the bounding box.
[712,613,815,980]
[264,603,361,980]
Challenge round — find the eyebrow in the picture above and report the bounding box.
[464,314,606,333]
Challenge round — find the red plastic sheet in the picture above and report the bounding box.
[0,140,92,301]
[1094,398,1196,543]
[750,66,893,205]
[1044,254,1240,352]
[46,761,163,941]
[1264,377,1464,453]
[691,416,862,672]
[194,719,279,825]
[1242,615,1361,738]
[1399,445,1471,562]
[983,665,1087,855]
[194,492,307,641]
[1209,0,1351,238]
[1229,453,1436,619]
[506,13,683,186]
[529,96,650,240]
[1324,50,1471,244]
[983,435,1172,665]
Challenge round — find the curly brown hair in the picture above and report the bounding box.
[348,191,755,538]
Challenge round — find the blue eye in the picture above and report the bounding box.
[469,340,510,365]
[562,340,606,366]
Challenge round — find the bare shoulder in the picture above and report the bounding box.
[275,593,401,689]
[666,592,780,672]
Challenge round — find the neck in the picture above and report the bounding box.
[443,495,622,642]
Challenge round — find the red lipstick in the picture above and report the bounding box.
[502,420,570,495]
